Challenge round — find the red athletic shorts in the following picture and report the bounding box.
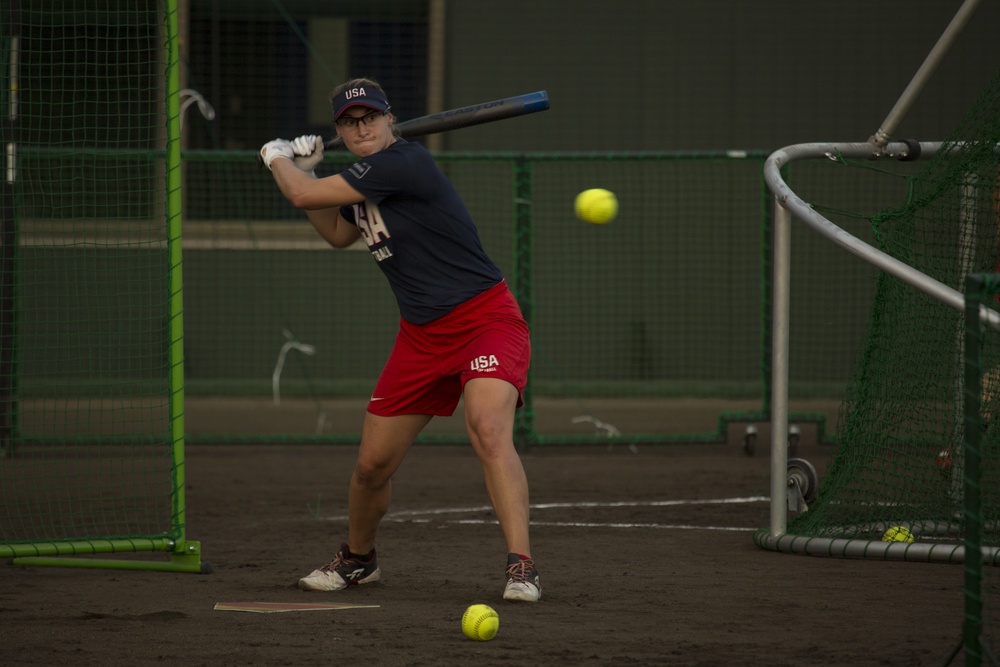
[367,281,532,417]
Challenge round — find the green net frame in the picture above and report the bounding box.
[0,1,206,573]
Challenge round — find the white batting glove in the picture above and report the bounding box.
[260,139,294,171]
[291,134,325,173]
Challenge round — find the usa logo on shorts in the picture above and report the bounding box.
[471,355,499,372]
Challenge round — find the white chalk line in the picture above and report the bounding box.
[318,496,769,533]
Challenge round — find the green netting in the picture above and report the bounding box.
[0,1,202,571]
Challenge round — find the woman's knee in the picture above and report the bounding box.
[468,410,511,441]
[353,451,397,488]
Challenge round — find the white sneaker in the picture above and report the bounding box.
[297,543,381,591]
[502,553,541,602]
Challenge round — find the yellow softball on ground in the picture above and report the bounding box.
[574,188,618,224]
[462,603,499,641]
[882,526,915,543]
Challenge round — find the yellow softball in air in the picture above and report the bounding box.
[574,188,618,224]
[882,526,915,543]
[462,603,499,641]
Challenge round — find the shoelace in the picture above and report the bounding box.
[320,552,347,573]
[505,558,535,583]
[321,549,373,573]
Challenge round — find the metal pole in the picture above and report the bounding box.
[870,0,982,148]
[769,197,791,537]
[1,5,19,454]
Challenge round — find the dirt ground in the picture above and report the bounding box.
[1,425,973,667]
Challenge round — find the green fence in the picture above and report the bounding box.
[181,151,769,444]
[7,144,924,444]
[13,149,925,446]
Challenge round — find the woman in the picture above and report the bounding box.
[260,78,540,602]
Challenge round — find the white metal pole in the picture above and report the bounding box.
[770,197,792,537]
[870,0,982,148]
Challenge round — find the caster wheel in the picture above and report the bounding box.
[787,457,818,504]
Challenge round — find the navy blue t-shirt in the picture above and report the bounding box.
[339,140,504,324]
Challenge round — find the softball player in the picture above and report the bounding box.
[260,77,540,602]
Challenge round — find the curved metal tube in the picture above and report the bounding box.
[764,141,1000,327]
[753,529,1000,565]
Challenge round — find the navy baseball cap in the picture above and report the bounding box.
[331,86,391,120]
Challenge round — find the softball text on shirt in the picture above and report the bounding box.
[339,140,503,324]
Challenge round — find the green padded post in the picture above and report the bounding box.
[513,156,535,450]
[962,273,988,667]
